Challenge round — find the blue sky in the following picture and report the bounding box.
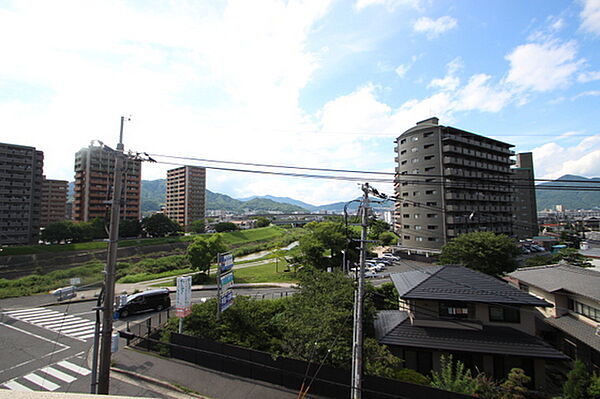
[1,0,599,205]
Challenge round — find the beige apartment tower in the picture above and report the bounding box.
[73,143,141,222]
[166,166,206,230]
[512,152,538,238]
[40,177,68,227]
[394,118,515,255]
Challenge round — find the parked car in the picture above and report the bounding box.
[116,288,171,318]
[365,269,377,278]
[382,253,400,261]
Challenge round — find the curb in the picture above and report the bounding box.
[110,365,209,398]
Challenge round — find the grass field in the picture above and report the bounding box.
[220,226,285,246]
[234,261,297,284]
[117,268,195,284]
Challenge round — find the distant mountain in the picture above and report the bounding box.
[139,180,307,214]
[238,195,318,211]
[314,197,395,213]
[536,175,600,210]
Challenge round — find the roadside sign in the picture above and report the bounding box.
[69,278,81,286]
[176,276,192,318]
[217,252,235,316]
[218,253,234,273]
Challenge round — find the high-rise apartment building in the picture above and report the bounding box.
[0,142,44,245]
[73,143,141,222]
[512,152,538,239]
[394,118,515,255]
[40,177,68,227]
[165,166,206,230]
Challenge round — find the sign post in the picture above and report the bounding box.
[216,252,234,320]
[175,276,192,333]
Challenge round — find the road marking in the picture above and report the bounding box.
[69,328,96,337]
[2,380,34,391]
[78,333,96,340]
[23,373,60,391]
[4,307,95,341]
[57,361,91,376]
[39,367,76,383]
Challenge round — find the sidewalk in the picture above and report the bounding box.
[112,347,319,399]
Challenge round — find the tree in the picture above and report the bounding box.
[563,360,591,399]
[378,231,398,246]
[189,219,205,234]
[556,248,592,268]
[119,219,141,238]
[299,221,358,270]
[41,220,72,243]
[589,373,600,399]
[439,232,520,276]
[186,234,228,274]
[430,354,478,395]
[368,218,390,241]
[499,368,530,399]
[142,214,181,237]
[255,217,271,228]
[214,222,238,232]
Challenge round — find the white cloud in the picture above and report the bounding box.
[505,40,583,92]
[355,0,420,12]
[557,131,581,140]
[395,64,411,78]
[577,70,600,82]
[413,16,458,39]
[572,90,600,100]
[580,0,600,35]
[428,57,462,91]
[532,135,600,179]
[455,74,512,112]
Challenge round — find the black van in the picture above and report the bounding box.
[116,288,171,318]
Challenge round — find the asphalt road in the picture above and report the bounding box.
[0,285,296,396]
[0,258,429,396]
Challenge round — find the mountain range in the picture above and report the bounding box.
[535,175,600,210]
[69,174,599,216]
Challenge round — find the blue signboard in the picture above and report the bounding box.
[218,253,234,273]
[220,272,234,290]
[220,290,234,312]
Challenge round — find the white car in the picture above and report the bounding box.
[364,269,377,278]
[382,253,400,261]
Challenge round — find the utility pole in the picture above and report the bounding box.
[350,183,370,399]
[97,117,126,394]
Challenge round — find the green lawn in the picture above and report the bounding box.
[220,226,285,246]
[234,261,298,284]
[117,268,195,284]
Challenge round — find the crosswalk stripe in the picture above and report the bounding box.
[19,313,62,322]
[37,316,79,326]
[78,333,97,340]
[3,307,46,315]
[2,380,34,391]
[7,310,53,318]
[69,328,97,337]
[39,366,77,383]
[57,322,95,333]
[23,373,60,391]
[57,361,90,376]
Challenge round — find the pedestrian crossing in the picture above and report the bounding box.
[1,359,91,392]
[3,307,96,341]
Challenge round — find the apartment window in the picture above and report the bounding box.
[425,178,435,182]
[427,237,438,242]
[427,213,438,218]
[411,158,419,163]
[400,150,407,155]
[412,136,419,142]
[401,160,407,165]
[573,301,600,322]
[427,225,438,230]
[402,192,409,197]
[403,235,411,240]
[415,236,423,242]
[411,147,419,153]
[414,225,422,230]
[426,202,437,206]
[424,144,434,149]
[424,155,434,160]
[439,301,471,319]
[413,191,420,196]
[414,214,420,219]
[400,139,406,144]
[401,182,408,186]
[425,167,435,172]
[412,169,419,174]
[403,225,410,229]
[489,306,520,323]
[424,132,433,138]
[403,214,410,218]
[425,190,436,195]
[402,203,410,207]
[401,171,407,175]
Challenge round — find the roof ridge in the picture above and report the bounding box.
[403,265,445,296]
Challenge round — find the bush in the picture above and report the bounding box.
[396,368,430,385]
